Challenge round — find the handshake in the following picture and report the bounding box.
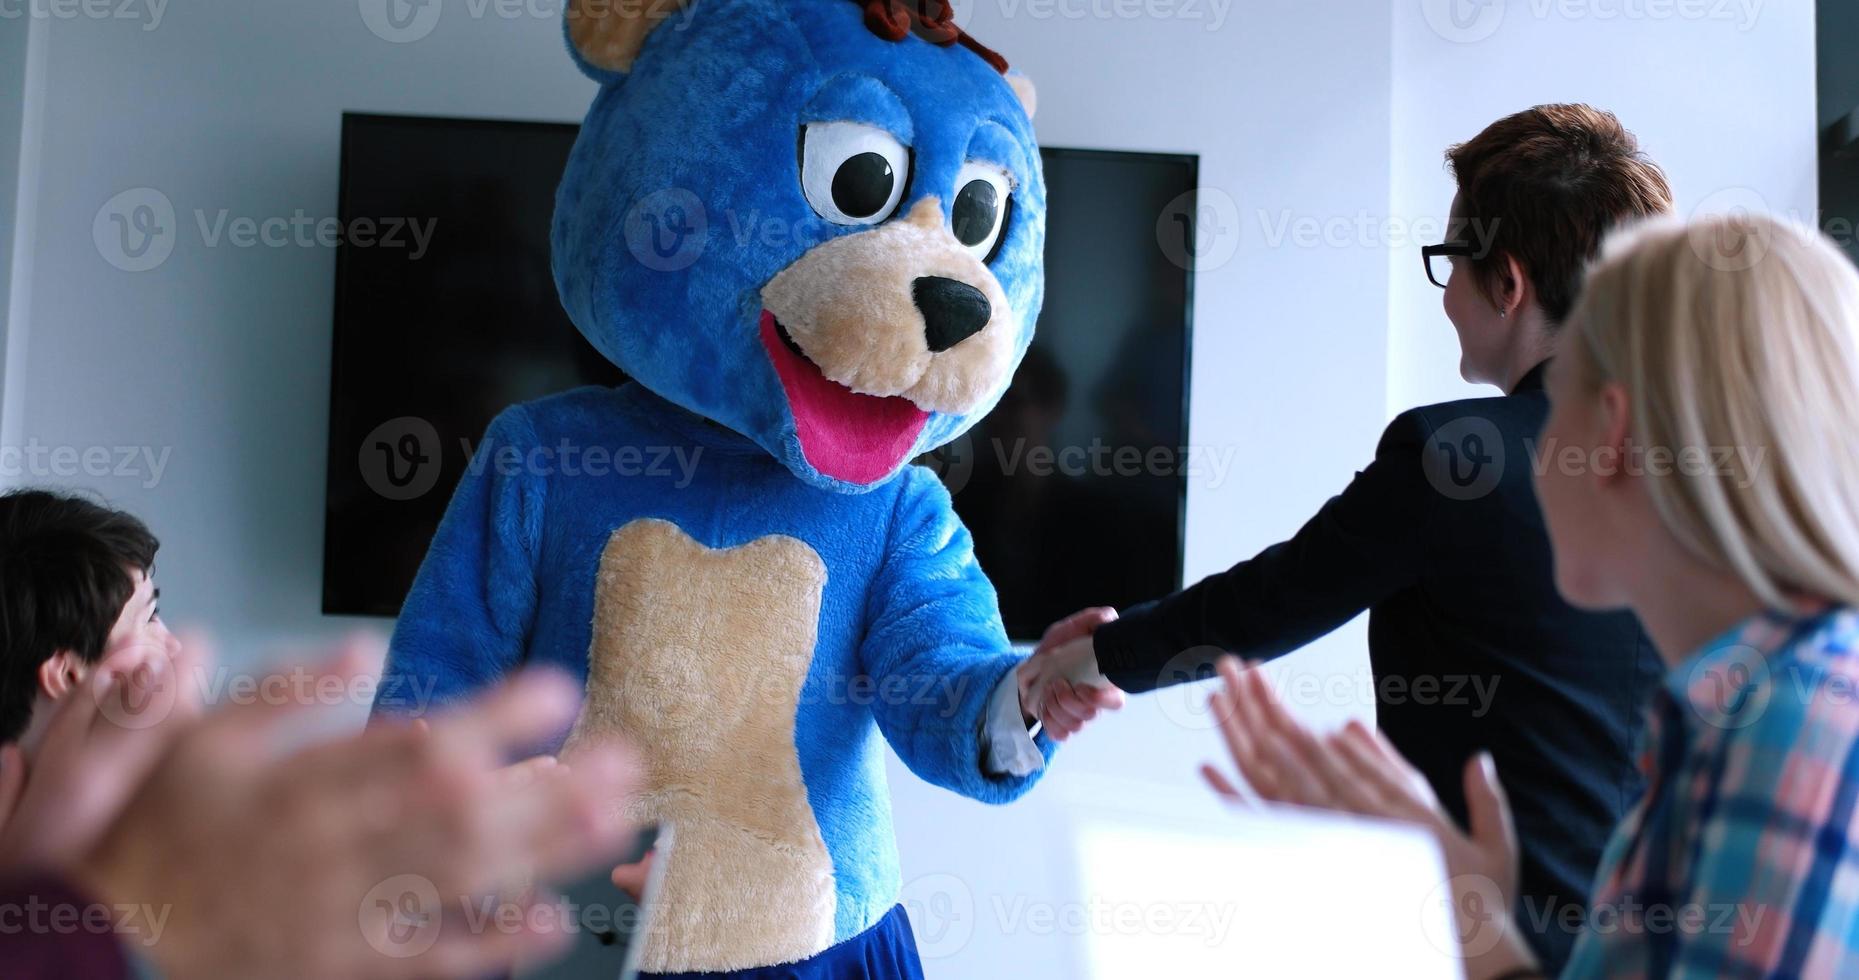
[1014,607,1128,741]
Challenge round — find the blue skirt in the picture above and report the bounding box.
[637,904,925,980]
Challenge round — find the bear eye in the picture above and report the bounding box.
[952,161,1012,262]
[800,122,910,226]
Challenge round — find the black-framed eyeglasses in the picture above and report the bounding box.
[1422,241,1476,289]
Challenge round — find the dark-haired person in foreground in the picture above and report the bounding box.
[0,489,177,750]
[0,489,641,977]
[1019,104,1672,969]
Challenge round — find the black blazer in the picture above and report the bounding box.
[1092,361,1661,971]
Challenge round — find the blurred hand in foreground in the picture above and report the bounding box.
[62,641,636,980]
[0,633,212,873]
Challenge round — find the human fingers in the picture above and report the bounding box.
[494,756,559,794]
[1208,687,1281,800]
[426,671,582,767]
[1039,606,1119,650]
[1049,682,1099,726]
[1236,664,1360,805]
[1462,752,1518,873]
[1209,661,1274,797]
[1329,724,1439,823]
[1078,683,1125,711]
[611,850,655,901]
[1229,666,1331,807]
[490,745,635,885]
[1200,763,1245,804]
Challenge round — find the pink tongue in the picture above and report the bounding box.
[759,311,929,485]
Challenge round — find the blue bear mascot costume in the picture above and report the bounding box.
[372,0,1052,975]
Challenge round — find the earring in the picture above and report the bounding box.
[1497,308,1508,319]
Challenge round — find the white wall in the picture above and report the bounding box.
[1387,0,1820,413]
[0,1,1818,978]
[1,15,34,424]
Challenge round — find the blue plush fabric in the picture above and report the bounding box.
[637,904,926,980]
[375,0,1049,970]
[382,386,1056,946]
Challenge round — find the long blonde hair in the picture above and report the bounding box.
[1569,212,1859,609]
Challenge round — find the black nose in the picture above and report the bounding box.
[913,276,991,353]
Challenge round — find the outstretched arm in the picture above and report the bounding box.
[1089,409,1441,692]
[859,467,1056,804]
[372,406,547,720]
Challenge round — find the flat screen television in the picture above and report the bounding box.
[324,112,1194,641]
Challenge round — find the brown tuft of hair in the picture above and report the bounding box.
[1448,104,1673,325]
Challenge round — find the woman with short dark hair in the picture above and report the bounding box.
[1019,104,1674,970]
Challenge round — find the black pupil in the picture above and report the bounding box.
[952,179,999,248]
[831,152,895,219]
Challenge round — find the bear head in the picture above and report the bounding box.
[551,0,1044,492]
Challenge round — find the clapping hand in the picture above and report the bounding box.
[1200,656,1536,978]
[26,639,640,980]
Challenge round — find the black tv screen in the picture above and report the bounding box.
[324,112,1194,640]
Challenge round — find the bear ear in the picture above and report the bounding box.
[1006,71,1036,120]
[564,0,691,80]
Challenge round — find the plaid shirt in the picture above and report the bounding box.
[1562,605,1859,978]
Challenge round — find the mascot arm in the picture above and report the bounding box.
[859,467,1056,804]
[372,405,547,719]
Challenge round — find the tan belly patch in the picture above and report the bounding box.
[560,518,835,972]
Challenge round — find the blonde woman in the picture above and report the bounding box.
[1203,212,1859,977]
